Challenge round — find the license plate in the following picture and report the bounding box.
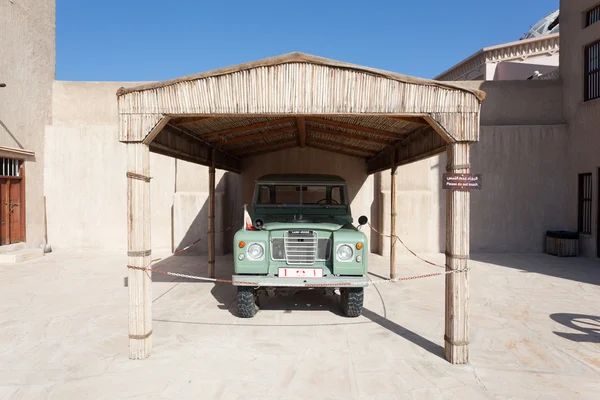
[278,268,323,278]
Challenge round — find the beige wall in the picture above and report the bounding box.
[377,80,569,256]
[486,53,559,81]
[46,81,231,253]
[46,78,570,257]
[493,61,559,81]
[0,0,55,248]
[378,124,569,256]
[560,0,600,257]
[457,80,564,126]
[379,157,444,256]
[1,1,587,259]
[470,125,570,252]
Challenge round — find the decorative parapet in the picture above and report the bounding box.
[435,33,560,81]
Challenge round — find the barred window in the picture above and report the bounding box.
[0,158,21,177]
[586,5,600,27]
[585,40,600,101]
[578,173,593,234]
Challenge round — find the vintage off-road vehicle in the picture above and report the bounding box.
[232,174,369,318]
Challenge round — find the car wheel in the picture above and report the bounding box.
[340,287,363,317]
[237,286,258,318]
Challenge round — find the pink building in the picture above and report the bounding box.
[436,11,560,81]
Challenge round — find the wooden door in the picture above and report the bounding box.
[0,159,25,245]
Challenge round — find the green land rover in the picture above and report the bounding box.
[232,174,369,318]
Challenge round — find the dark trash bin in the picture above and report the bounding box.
[545,230,579,257]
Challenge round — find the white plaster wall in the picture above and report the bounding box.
[494,61,559,81]
[0,0,55,248]
[46,78,570,257]
[45,73,570,258]
[457,80,564,126]
[173,192,224,255]
[377,79,568,256]
[520,53,559,67]
[470,125,570,252]
[377,124,570,256]
[44,124,176,250]
[560,0,600,257]
[47,81,229,253]
[379,157,443,256]
[485,63,498,81]
[377,81,569,255]
[483,54,558,81]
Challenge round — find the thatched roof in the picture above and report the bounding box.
[118,52,484,174]
[117,52,486,102]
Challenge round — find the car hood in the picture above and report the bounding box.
[260,221,351,232]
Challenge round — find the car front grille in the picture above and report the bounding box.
[272,233,331,264]
[284,231,317,265]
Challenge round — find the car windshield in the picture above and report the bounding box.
[255,184,347,206]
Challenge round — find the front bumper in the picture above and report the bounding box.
[231,274,369,288]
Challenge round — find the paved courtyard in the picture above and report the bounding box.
[1,249,599,399]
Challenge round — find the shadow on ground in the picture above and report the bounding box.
[254,290,346,316]
[149,255,217,283]
[149,252,444,359]
[471,253,600,286]
[550,313,600,343]
[148,254,235,308]
[361,308,445,359]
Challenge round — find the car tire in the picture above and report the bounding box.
[237,286,258,318]
[340,287,363,317]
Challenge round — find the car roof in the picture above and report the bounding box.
[256,174,347,185]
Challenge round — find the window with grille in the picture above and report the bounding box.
[0,158,21,177]
[585,40,600,101]
[586,5,600,27]
[578,173,593,234]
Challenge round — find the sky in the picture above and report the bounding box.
[56,0,560,82]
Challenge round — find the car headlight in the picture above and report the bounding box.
[247,243,264,260]
[336,244,353,261]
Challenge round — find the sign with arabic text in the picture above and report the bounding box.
[442,173,482,190]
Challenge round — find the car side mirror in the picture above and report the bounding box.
[253,218,264,230]
[358,216,368,226]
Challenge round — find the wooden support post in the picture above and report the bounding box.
[127,143,152,359]
[208,149,216,278]
[445,142,471,364]
[390,150,397,280]
[297,117,306,148]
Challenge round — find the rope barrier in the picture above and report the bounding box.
[367,223,447,270]
[127,264,463,286]
[127,265,259,285]
[145,218,243,267]
[127,210,468,286]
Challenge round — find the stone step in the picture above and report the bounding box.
[0,248,44,264]
[0,242,26,254]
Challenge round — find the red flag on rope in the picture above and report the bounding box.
[244,206,256,231]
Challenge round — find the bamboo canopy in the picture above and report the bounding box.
[117,52,483,174]
[118,52,484,365]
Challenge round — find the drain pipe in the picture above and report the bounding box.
[42,196,52,253]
